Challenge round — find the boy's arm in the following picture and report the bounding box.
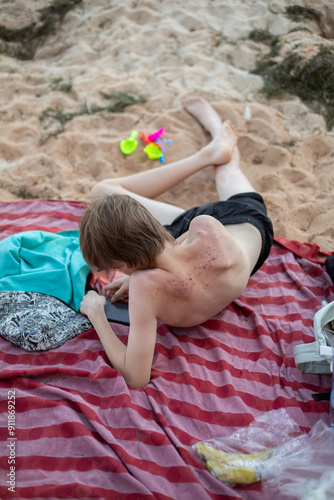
[80,289,157,388]
[176,231,189,245]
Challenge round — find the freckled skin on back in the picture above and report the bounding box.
[131,214,260,328]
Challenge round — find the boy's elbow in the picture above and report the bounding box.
[124,372,150,389]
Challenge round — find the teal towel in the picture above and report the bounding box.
[0,230,91,311]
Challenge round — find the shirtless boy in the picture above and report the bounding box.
[79,97,274,388]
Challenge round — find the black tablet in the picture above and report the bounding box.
[104,300,130,326]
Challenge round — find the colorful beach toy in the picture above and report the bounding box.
[144,143,163,160]
[119,128,171,162]
[120,131,139,155]
[156,138,172,164]
[148,128,164,142]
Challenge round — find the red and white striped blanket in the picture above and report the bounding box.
[0,200,332,500]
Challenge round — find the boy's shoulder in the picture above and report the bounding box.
[130,267,169,293]
[189,214,218,230]
[188,214,229,238]
[185,214,230,249]
[129,268,175,320]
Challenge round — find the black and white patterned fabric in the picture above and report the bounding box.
[0,291,92,351]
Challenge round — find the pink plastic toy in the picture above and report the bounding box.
[148,128,164,142]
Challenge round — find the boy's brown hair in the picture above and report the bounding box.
[79,194,175,271]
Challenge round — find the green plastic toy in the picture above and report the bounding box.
[120,131,139,155]
[143,143,163,160]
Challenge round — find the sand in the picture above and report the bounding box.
[0,0,333,251]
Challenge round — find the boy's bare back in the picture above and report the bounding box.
[128,215,261,328]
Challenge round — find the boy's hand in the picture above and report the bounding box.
[102,275,130,302]
[80,290,106,318]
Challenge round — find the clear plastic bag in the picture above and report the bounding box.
[263,419,334,499]
[193,409,309,487]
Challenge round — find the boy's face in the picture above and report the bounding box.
[114,261,139,276]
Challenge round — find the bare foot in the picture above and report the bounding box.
[203,120,238,165]
[182,96,222,138]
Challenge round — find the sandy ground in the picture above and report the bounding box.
[0,0,333,250]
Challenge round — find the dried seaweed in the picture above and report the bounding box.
[40,92,147,142]
[252,44,334,130]
[0,0,83,60]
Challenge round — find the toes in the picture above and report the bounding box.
[223,120,238,136]
[182,96,203,109]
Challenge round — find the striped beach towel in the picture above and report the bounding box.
[0,200,332,500]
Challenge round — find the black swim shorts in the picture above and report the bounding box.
[164,192,274,275]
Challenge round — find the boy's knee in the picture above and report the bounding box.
[91,180,122,200]
[91,182,105,199]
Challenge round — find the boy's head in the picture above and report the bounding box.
[79,194,175,272]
